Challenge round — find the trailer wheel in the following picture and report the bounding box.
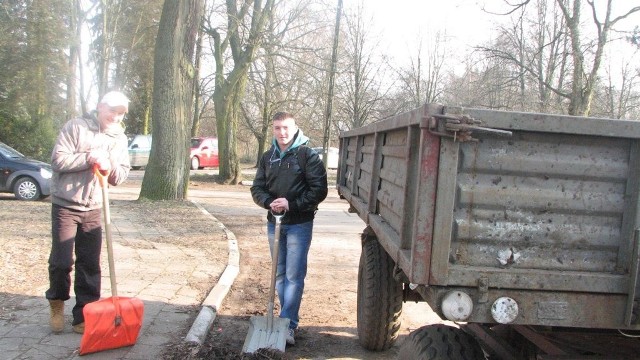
[398,324,486,360]
[357,227,403,351]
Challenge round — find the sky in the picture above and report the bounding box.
[343,0,499,57]
[341,0,639,72]
[344,0,640,45]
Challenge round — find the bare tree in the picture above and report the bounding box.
[93,0,127,95]
[241,0,324,165]
[203,0,275,185]
[478,0,640,115]
[557,0,639,115]
[191,16,205,137]
[67,0,81,117]
[83,0,162,133]
[195,0,332,167]
[474,1,569,112]
[333,0,393,131]
[392,32,447,113]
[320,0,342,158]
[600,54,640,119]
[139,0,204,200]
[109,1,163,135]
[234,1,338,166]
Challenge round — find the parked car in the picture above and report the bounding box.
[128,134,152,170]
[0,141,52,200]
[190,137,219,170]
[312,146,339,169]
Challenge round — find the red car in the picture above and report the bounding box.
[190,137,219,169]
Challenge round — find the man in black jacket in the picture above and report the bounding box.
[251,111,328,346]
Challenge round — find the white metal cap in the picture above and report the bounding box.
[441,291,474,321]
[491,297,519,324]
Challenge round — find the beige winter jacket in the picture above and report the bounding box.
[50,112,130,211]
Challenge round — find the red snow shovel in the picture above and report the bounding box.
[79,166,144,355]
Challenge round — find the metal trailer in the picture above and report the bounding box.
[336,103,640,359]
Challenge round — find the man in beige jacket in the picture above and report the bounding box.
[45,91,131,334]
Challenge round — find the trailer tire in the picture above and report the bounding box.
[357,227,403,351]
[398,324,486,360]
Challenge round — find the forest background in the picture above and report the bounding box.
[1,0,639,199]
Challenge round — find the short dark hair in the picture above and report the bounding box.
[272,111,295,122]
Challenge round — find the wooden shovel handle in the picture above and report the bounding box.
[94,166,120,306]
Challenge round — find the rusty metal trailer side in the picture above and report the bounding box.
[337,105,441,285]
[337,103,640,332]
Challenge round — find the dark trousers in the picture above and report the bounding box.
[45,204,102,325]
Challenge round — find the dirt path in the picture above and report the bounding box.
[186,181,442,359]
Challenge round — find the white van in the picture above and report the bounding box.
[128,134,152,169]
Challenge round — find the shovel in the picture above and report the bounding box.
[79,167,144,355]
[242,211,290,353]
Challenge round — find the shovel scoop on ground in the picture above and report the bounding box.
[242,211,290,353]
[79,166,144,355]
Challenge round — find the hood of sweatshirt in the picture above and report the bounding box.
[272,129,310,159]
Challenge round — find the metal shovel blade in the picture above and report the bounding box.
[242,211,290,354]
[242,315,290,353]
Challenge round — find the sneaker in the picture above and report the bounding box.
[286,328,295,345]
[48,300,64,333]
[72,322,85,334]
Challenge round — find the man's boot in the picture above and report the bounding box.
[49,299,64,333]
[72,322,85,334]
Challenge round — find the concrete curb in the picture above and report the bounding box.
[184,200,240,344]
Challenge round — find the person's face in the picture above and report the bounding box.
[97,102,127,131]
[273,117,297,149]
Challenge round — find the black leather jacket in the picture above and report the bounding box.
[251,145,328,225]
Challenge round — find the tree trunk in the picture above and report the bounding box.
[214,75,244,184]
[254,17,276,167]
[323,0,343,162]
[256,70,272,167]
[191,17,204,137]
[67,0,80,118]
[210,0,275,185]
[557,0,640,116]
[139,0,203,200]
[98,2,110,95]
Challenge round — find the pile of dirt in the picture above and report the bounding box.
[163,341,286,360]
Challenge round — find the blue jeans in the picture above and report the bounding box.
[267,220,313,330]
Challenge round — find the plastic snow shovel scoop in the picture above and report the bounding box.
[79,166,144,355]
[242,211,290,354]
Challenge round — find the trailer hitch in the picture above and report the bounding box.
[426,113,512,142]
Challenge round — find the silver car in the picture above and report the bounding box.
[312,147,339,169]
[128,134,152,169]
